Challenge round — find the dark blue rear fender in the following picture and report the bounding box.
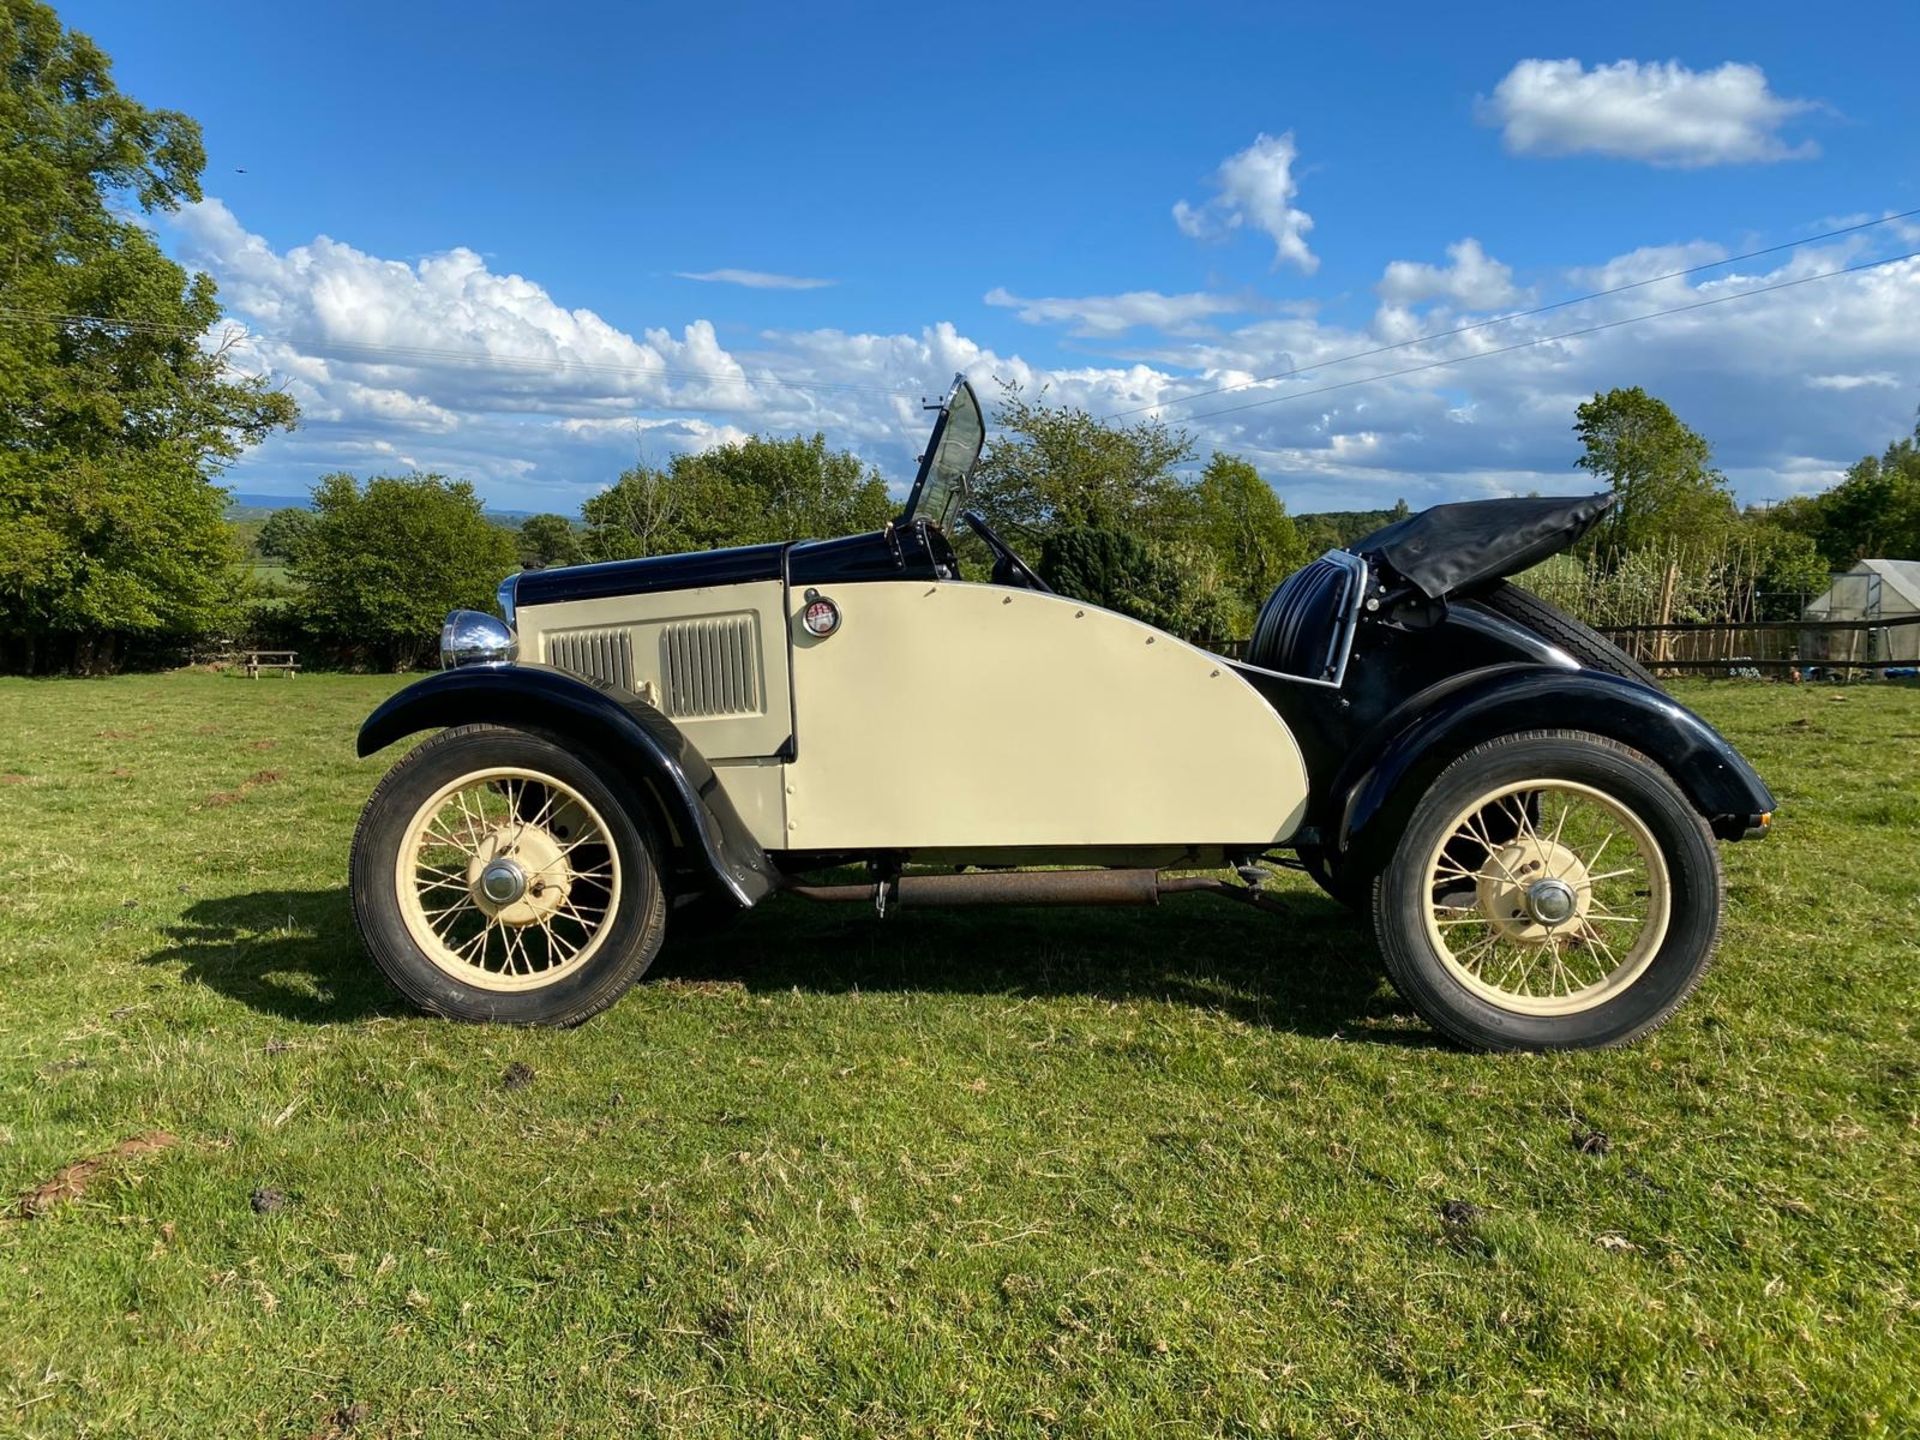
[357,664,777,905]
[1335,666,1775,876]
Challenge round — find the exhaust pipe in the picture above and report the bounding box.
[784,868,1287,915]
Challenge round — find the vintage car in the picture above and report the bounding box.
[349,378,1773,1051]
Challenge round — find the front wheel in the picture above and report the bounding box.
[1372,730,1721,1051]
[350,725,667,1025]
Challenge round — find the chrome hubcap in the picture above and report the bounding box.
[1526,877,1578,925]
[479,857,527,906]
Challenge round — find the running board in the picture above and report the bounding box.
[783,868,1288,915]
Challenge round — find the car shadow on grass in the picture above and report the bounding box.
[144,888,396,1024]
[145,884,1431,1043]
[656,888,1433,1044]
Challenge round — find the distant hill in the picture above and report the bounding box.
[226,493,307,525]
[225,492,543,525]
[1292,503,1409,552]
[228,491,311,512]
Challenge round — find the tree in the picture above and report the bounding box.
[1573,388,1735,553]
[0,0,297,671]
[1740,517,1832,618]
[292,474,520,669]
[585,434,891,559]
[1190,452,1310,615]
[1275,501,1408,556]
[970,383,1195,540]
[1039,526,1239,644]
[1768,422,1920,567]
[965,390,1326,635]
[518,513,584,569]
[583,462,682,560]
[257,507,315,563]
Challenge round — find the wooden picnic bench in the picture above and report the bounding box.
[243,649,300,679]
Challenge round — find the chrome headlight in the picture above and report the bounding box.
[441,609,516,669]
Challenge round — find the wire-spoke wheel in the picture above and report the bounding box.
[1374,731,1721,1051]
[1422,779,1670,1016]
[352,725,666,1025]
[395,767,621,992]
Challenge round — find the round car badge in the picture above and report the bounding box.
[801,591,841,638]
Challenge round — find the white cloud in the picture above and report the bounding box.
[1805,372,1900,391]
[1377,239,1525,311]
[983,286,1242,337]
[1480,59,1819,167]
[555,414,755,454]
[1566,241,1730,292]
[675,268,835,291]
[172,197,759,424]
[171,198,1920,517]
[1173,132,1317,273]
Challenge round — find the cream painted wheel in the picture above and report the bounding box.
[395,767,622,992]
[1421,779,1670,1017]
[1373,731,1722,1052]
[352,725,667,1025]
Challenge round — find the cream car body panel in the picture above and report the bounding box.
[706,759,789,851]
[784,581,1309,850]
[516,581,792,763]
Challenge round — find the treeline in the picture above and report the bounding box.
[241,381,1920,671]
[1524,388,1920,628]
[245,437,897,669]
[232,384,1314,666]
[1768,425,1920,567]
[22,375,1920,673]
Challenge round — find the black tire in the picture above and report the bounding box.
[1372,730,1721,1052]
[350,724,667,1025]
[1475,581,1663,690]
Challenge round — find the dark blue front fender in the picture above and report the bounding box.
[1335,666,1774,876]
[358,664,778,905]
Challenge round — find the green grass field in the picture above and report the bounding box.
[1,673,1915,1438]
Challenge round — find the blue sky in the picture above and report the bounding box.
[65,0,1920,513]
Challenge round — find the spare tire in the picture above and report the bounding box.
[1472,581,1663,691]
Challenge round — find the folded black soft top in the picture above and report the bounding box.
[1350,493,1615,601]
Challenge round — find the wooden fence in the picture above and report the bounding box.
[1210,617,1920,675]
[1596,616,1920,674]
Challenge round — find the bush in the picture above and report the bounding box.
[1040,526,1241,645]
[291,473,519,670]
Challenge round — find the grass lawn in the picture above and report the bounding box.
[1,672,1915,1438]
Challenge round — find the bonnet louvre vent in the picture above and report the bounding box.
[661,615,762,718]
[546,627,635,692]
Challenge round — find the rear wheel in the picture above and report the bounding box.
[1372,730,1720,1051]
[351,725,667,1025]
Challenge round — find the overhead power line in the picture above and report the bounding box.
[1171,249,1920,424]
[1099,206,1920,423]
[2,203,1914,423]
